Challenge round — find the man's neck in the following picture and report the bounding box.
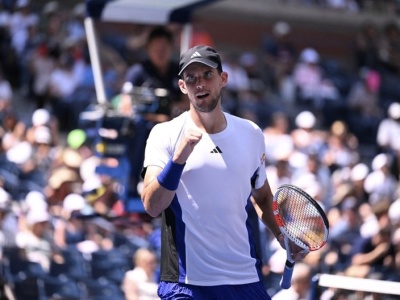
[189,108,227,134]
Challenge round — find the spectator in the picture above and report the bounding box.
[28,42,55,108]
[377,102,400,177]
[125,26,184,121]
[353,20,380,70]
[53,193,87,250]
[262,21,297,96]
[292,48,339,110]
[0,187,17,253]
[378,21,400,74]
[239,51,267,94]
[9,0,38,54]
[350,224,396,276]
[82,175,119,217]
[1,110,26,152]
[122,247,159,300]
[16,207,53,271]
[0,67,12,113]
[347,68,384,144]
[328,196,362,271]
[47,51,81,131]
[124,26,183,196]
[349,162,370,205]
[291,152,334,210]
[322,120,359,173]
[290,110,326,157]
[9,0,39,91]
[263,111,294,165]
[364,153,398,204]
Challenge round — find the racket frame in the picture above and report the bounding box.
[272,184,329,289]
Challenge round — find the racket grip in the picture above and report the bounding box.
[280,260,295,289]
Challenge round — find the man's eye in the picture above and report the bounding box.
[186,76,196,83]
[205,71,213,78]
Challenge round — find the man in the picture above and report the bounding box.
[125,26,185,122]
[141,45,306,299]
[125,26,186,196]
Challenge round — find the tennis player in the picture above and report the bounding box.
[141,45,306,299]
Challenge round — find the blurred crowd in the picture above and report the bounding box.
[282,0,400,15]
[0,0,400,299]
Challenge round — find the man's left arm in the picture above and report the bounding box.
[251,179,282,241]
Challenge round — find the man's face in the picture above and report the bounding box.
[147,37,173,70]
[178,63,227,113]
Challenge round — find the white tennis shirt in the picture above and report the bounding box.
[143,111,267,286]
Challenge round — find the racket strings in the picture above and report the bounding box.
[277,189,326,250]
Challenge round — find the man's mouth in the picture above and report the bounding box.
[196,92,209,99]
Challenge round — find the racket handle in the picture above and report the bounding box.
[280,260,295,289]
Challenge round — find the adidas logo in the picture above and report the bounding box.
[191,51,201,58]
[210,146,222,153]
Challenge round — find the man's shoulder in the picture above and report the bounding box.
[226,112,261,132]
[152,112,187,131]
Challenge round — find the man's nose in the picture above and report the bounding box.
[196,77,205,89]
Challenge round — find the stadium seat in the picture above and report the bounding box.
[80,277,125,300]
[90,249,130,285]
[40,275,84,300]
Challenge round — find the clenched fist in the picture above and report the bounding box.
[173,129,202,164]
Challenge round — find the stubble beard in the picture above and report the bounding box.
[193,92,221,113]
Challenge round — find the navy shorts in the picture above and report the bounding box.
[157,281,271,300]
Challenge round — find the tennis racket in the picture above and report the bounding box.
[273,184,329,289]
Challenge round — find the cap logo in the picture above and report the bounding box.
[191,51,201,58]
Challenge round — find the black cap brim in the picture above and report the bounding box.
[178,58,218,76]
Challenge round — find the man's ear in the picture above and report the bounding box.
[220,71,228,87]
[178,79,188,94]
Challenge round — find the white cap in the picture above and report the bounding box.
[295,111,316,128]
[25,191,47,211]
[26,209,50,225]
[63,193,86,212]
[288,151,308,169]
[371,153,390,171]
[6,141,32,164]
[34,126,52,144]
[80,156,100,182]
[300,48,319,64]
[350,163,369,181]
[388,102,400,119]
[360,217,379,238]
[389,199,400,225]
[82,175,102,192]
[32,108,50,127]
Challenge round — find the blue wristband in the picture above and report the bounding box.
[157,160,185,191]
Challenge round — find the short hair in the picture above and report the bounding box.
[147,26,173,45]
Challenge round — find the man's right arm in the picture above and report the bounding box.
[141,128,202,217]
[141,165,177,217]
